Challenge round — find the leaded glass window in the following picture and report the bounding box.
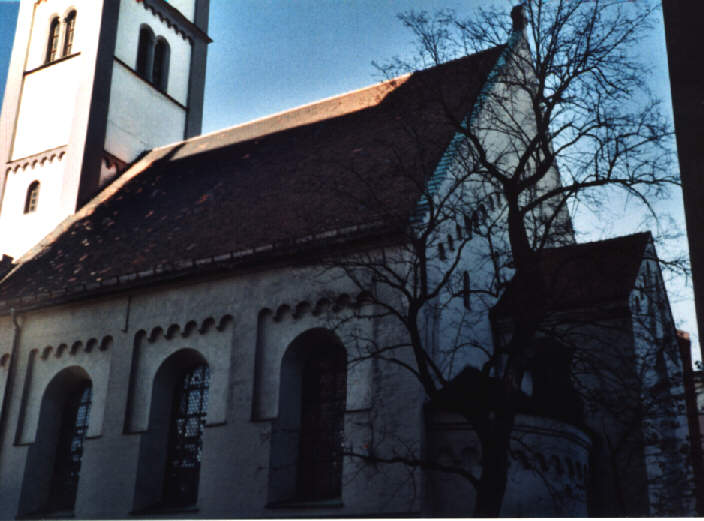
[297,346,346,500]
[45,384,91,513]
[163,364,210,507]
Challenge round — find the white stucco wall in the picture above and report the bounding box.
[114,0,192,105]
[0,154,72,259]
[11,57,82,160]
[629,247,696,515]
[427,411,591,516]
[0,261,425,519]
[104,61,186,161]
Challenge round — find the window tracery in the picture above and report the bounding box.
[162,364,210,507]
[45,383,92,513]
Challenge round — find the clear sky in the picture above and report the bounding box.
[0,1,699,359]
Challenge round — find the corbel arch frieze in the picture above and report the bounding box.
[16,335,113,445]
[252,293,375,421]
[125,314,234,433]
[6,146,67,175]
[138,0,192,42]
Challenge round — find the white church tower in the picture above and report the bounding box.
[0,0,210,259]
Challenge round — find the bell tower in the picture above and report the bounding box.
[0,0,210,259]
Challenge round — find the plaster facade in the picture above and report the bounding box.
[0,1,694,518]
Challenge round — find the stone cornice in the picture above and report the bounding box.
[137,0,212,44]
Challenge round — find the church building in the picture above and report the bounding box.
[0,0,695,517]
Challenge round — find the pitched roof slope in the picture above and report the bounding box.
[0,45,505,307]
[494,232,652,315]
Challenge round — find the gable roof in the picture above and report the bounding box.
[493,232,652,316]
[0,45,505,310]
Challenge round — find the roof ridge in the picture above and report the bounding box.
[155,45,505,155]
[542,231,652,253]
[184,73,413,147]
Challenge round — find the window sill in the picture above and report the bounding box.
[24,53,80,76]
[267,498,344,509]
[129,504,199,517]
[18,509,74,519]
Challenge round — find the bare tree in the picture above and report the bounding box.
[320,0,690,516]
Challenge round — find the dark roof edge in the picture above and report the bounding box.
[0,221,406,316]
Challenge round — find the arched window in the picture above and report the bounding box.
[133,350,210,512]
[62,10,77,57]
[297,344,346,500]
[269,330,347,504]
[162,364,210,507]
[24,181,40,214]
[152,38,170,91]
[46,17,60,63]
[45,383,92,512]
[136,25,155,82]
[18,367,92,516]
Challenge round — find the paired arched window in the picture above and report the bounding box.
[269,330,347,504]
[62,11,76,57]
[136,25,170,92]
[19,367,92,516]
[136,26,155,80]
[133,350,210,512]
[152,38,171,92]
[45,10,77,64]
[46,17,60,63]
[24,181,40,214]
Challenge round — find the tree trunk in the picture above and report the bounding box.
[473,409,516,516]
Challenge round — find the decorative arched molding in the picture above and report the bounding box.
[7,146,67,174]
[137,0,192,42]
[426,411,591,515]
[125,314,234,433]
[16,335,113,444]
[252,293,374,421]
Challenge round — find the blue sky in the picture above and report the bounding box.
[0,1,699,359]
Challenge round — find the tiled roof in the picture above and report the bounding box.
[494,232,652,315]
[0,45,505,308]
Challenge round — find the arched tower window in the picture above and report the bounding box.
[46,17,60,63]
[269,329,347,504]
[162,363,210,507]
[45,383,92,512]
[136,25,155,82]
[62,10,77,57]
[24,181,40,214]
[152,38,170,92]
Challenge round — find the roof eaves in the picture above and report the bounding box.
[0,220,405,314]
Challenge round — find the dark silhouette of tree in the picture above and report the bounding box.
[319,0,693,516]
